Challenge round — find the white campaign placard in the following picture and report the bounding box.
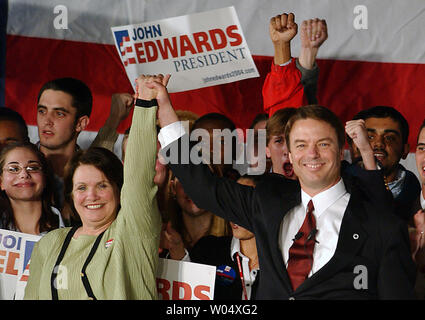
[1,230,215,300]
[111,6,259,93]
[156,258,216,300]
[0,229,41,300]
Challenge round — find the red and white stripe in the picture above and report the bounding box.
[5,0,424,173]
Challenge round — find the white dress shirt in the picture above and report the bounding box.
[158,121,351,278]
[421,191,425,210]
[158,121,187,148]
[280,179,350,276]
[230,237,259,300]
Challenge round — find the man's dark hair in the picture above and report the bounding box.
[352,106,409,145]
[266,108,297,145]
[192,112,236,131]
[192,112,237,164]
[418,118,425,144]
[249,113,269,129]
[37,77,93,119]
[285,105,345,151]
[0,107,29,141]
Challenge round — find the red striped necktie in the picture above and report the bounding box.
[286,200,317,291]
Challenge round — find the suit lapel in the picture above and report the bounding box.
[269,190,301,294]
[412,196,422,214]
[294,190,368,294]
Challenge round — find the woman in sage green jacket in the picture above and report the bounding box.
[24,75,164,300]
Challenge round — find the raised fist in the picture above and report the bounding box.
[160,221,186,260]
[110,93,134,122]
[345,119,370,152]
[269,12,298,44]
[300,18,328,49]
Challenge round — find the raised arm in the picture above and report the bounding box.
[263,15,328,115]
[296,18,327,105]
[298,18,327,70]
[118,76,166,238]
[90,93,134,151]
[345,119,377,170]
[263,12,305,115]
[269,12,297,65]
[149,78,257,231]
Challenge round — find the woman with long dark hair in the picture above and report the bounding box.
[0,142,63,235]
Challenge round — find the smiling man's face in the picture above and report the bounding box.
[364,117,409,182]
[288,118,342,197]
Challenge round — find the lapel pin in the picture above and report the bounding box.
[353,233,359,240]
[105,238,114,248]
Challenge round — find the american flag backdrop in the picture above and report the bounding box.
[2,0,424,173]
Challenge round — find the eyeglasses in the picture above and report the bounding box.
[2,164,43,174]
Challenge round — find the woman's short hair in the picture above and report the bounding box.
[64,147,124,223]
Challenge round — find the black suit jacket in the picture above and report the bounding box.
[411,195,423,216]
[165,135,416,299]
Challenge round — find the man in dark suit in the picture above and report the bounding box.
[139,74,416,299]
[410,119,425,298]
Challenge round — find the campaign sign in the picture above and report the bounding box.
[1,232,215,300]
[156,258,216,300]
[0,229,41,300]
[111,6,259,93]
